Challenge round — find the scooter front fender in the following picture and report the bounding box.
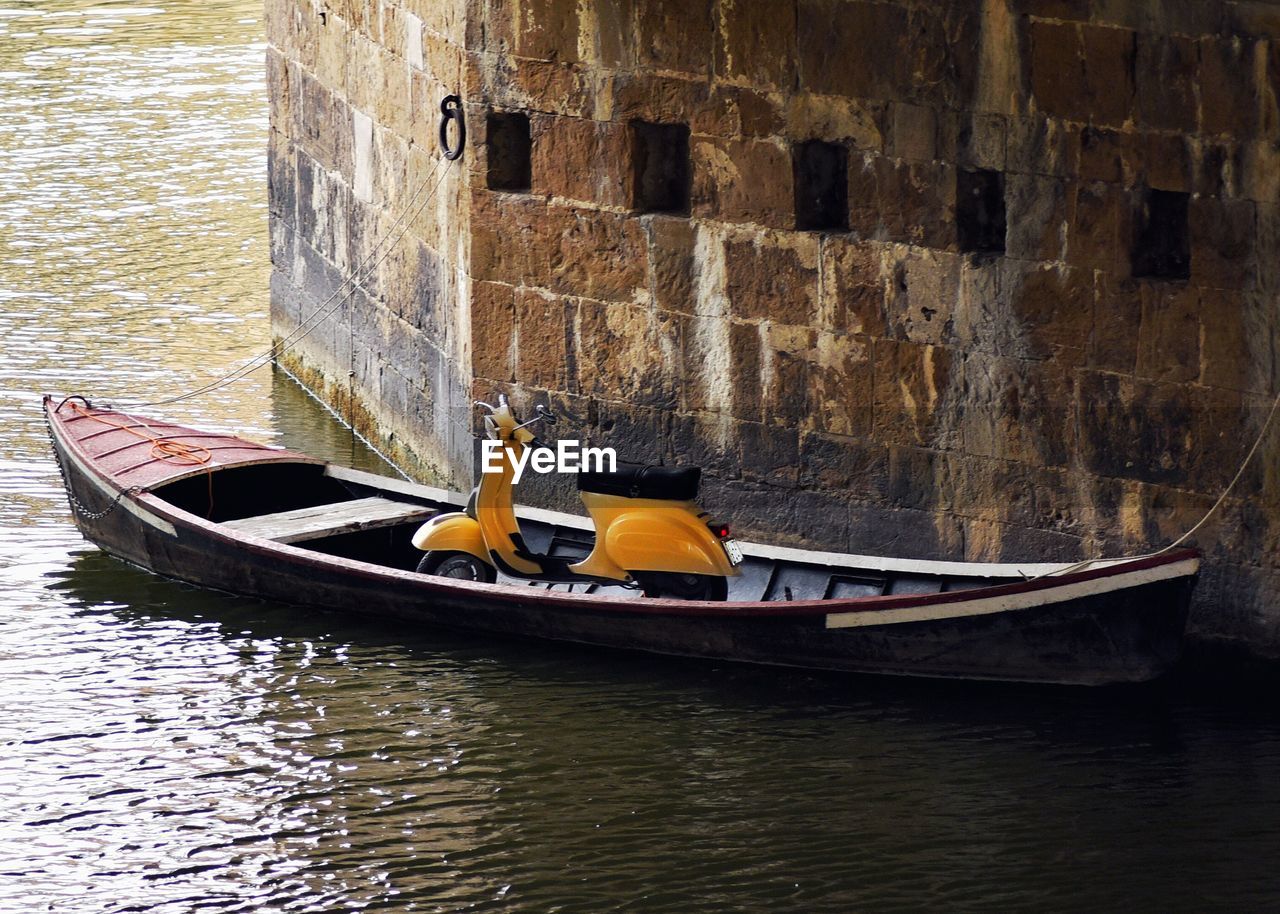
[411,512,487,563]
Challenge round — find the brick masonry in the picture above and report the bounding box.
[267,0,1280,661]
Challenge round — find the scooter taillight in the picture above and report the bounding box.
[708,522,731,539]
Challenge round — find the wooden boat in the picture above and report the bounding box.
[43,394,1200,686]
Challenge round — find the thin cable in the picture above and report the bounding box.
[119,153,455,409]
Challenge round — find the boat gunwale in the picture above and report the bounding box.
[45,395,1202,622]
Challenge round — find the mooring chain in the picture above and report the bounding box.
[43,410,141,521]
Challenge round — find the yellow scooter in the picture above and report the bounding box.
[411,396,742,600]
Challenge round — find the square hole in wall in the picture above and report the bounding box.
[957,168,1006,254]
[793,140,849,232]
[1132,188,1190,280]
[631,121,690,214]
[487,111,531,192]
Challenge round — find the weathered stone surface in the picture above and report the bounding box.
[531,115,630,207]
[715,0,796,89]
[1136,284,1200,383]
[575,298,680,408]
[798,0,909,101]
[724,233,819,324]
[691,136,793,227]
[819,238,887,336]
[848,156,956,248]
[871,339,955,447]
[268,0,1280,661]
[885,248,961,346]
[1134,33,1198,132]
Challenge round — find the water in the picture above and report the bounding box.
[2,3,1280,911]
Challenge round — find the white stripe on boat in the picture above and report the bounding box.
[824,557,1200,629]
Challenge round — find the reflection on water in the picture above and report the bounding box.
[3,2,1280,912]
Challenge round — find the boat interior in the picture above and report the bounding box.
[149,461,1050,602]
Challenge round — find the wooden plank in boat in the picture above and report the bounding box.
[222,496,435,544]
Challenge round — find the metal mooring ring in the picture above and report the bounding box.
[439,95,465,161]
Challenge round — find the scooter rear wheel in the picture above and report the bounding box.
[417,550,496,583]
[632,571,728,601]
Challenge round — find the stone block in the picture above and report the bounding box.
[515,289,569,390]
[819,238,888,336]
[1066,181,1130,273]
[1240,141,1280,204]
[512,0,579,62]
[1005,173,1068,261]
[1077,371,1195,485]
[961,353,1074,468]
[889,103,937,162]
[1029,21,1085,122]
[847,503,963,561]
[804,330,872,437]
[871,338,956,448]
[737,421,801,488]
[1229,1,1280,39]
[1192,143,1238,198]
[885,248,961,347]
[1191,197,1257,290]
[724,232,819,325]
[668,411,738,478]
[1003,261,1091,366]
[611,73,737,138]
[715,0,797,89]
[736,88,785,137]
[1133,132,1193,194]
[762,323,815,422]
[580,0,635,69]
[953,113,1007,172]
[798,0,909,101]
[1006,115,1078,178]
[1081,25,1136,128]
[680,313,752,416]
[1200,37,1262,138]
[1136,284,1200,384]
[786,94,883,149]
[471,277,514,376]
[1078,127,1123,184]
[955,454,1039,529]
[635,0,714,74]
[1134,33,1197,133]
[1200,290,1277,394]
[471,196,647,300]
[887,445,954,513]
[691,136,793,228]
[531,115,630,207]
[908,2,978,110]
[798,431,888,495]
[646,217,697,314]
[1089,273,1142,374]
[848,155,956,249]
[593,402,673,473]
[575,299,680,408]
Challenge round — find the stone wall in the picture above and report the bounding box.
[267,0,1280,660]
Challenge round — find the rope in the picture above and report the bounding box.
[117,152,457,410]
[68,400,211,465]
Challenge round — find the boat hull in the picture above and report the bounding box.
[51,416,1193,686]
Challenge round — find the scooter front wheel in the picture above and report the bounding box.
[632,571,728,601]
[417,550,496,583]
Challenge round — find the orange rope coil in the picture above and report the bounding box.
[69,401,212,466]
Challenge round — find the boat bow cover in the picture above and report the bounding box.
[45,395,322,492]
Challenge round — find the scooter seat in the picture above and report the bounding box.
[577,461,701,500]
